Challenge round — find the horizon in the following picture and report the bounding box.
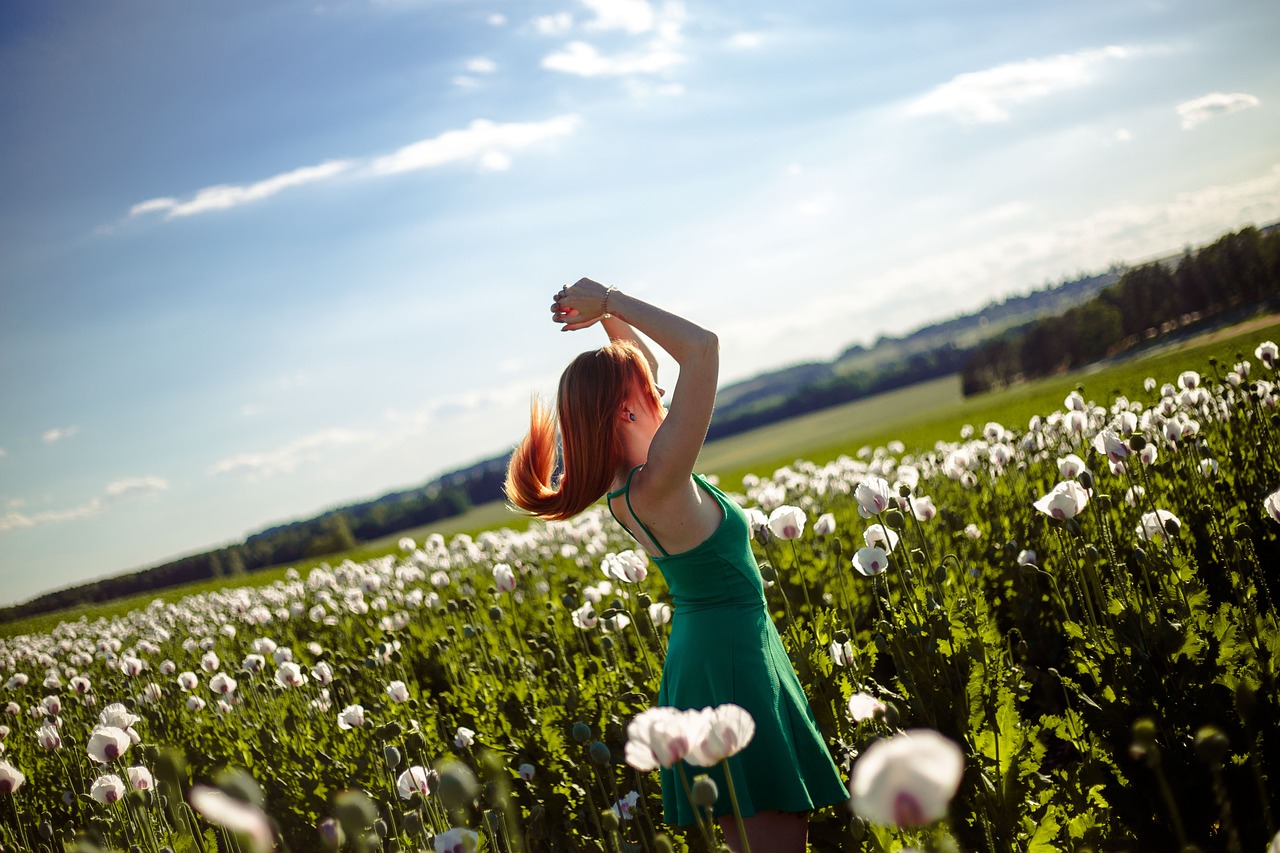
[2,0,1279,606]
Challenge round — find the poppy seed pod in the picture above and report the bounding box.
[384,747,402,769]
[572,723,592,743]
[691,774,719,807]
[588,741,611,765]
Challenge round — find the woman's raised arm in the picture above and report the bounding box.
[553,279,718,498]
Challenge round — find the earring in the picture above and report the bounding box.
[628,411,636,422]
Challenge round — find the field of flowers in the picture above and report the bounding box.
[2,340,1280,853]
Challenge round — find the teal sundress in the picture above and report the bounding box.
[607,466,849,825]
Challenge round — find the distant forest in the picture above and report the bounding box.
[962,225,1280,393]
[4,222,1277,623]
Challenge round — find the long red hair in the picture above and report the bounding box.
[505,340,662,521]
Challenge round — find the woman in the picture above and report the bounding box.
[505,279,847,852]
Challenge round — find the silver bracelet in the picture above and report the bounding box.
[602,285,617,318]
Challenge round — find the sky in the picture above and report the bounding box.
[1,0,1278,606]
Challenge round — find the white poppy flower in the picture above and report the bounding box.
[767,505,807,540]
[852,546,890,577]
[90,773,126,805]
[0,760,24,794]
[1033,481,1090,520]
[189,785,274,853]
[433,827,479,853]
[87,726,131,764]
[337,705,366,730]
[397,765,431,799]
[848,692,886,722]
[849,729,964,828]
[687,704,755,766]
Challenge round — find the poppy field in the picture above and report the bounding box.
[2,338,1280,853]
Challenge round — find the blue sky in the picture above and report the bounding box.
[1,0,1278,605]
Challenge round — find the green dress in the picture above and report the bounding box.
[607,467,849,826]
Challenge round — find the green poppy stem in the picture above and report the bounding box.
[718,758,752,853]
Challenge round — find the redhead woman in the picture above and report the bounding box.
[505,279,847,852]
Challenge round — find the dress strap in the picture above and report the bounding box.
[606,465,670,557]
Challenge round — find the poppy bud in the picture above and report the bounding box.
[753,524,772,546]
[436,762,480,810]
[1193,726,1229,766]
[385,747,402,769]
[572,723,592,743]
[588,741,611,765]
[758,563,777,582]
[488,606,503,622]
[832,538,843,557]
[318,816,344,850]
[691,774,718,807]
[402,811,423,837]
[373,819,388,839]
[601,809,620,832]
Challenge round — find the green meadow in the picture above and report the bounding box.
[3,314,1275,641]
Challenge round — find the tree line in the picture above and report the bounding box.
[0,459,509,623]
[962,225,1280,394]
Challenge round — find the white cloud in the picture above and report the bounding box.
[726,32,761,49]
[453,75,481,89]
[465,56,497,73]
[0,502,101,533]
[904,45,1140,124]
[534,12,573,35]
[487,12,507,26]
[370,116,581,175]
[1114,128,1133,143]
[126,116,581,220]
[1176,92,1260,130]
[0,475,169,533]
[104,476,169,500]
[130,160,354,219]
[542,40,682,76]
[240,403,264,417]
[42,426,79,444]
[581,0,654,34]
[208,427,373,479]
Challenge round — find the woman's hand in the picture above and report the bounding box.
[551,278,613,331]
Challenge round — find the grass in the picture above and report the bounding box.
[3,314,1276,639]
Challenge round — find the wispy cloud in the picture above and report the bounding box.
[543,41,682,76]
[127,115,581,221]
[904,46,1142,124]
[581,0,655,34]
[465,56,497,73]
[0,475,169,533]
[541,1,685,78]
[0,447,7,458]
[129,161,354,219]
[104,476,169,500]
[208,427,372,479]
[726,32,762,49]
[1176,92,1260,130]
[534,12,573,35]
[42,426,79,444]
[369,116,581,174]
